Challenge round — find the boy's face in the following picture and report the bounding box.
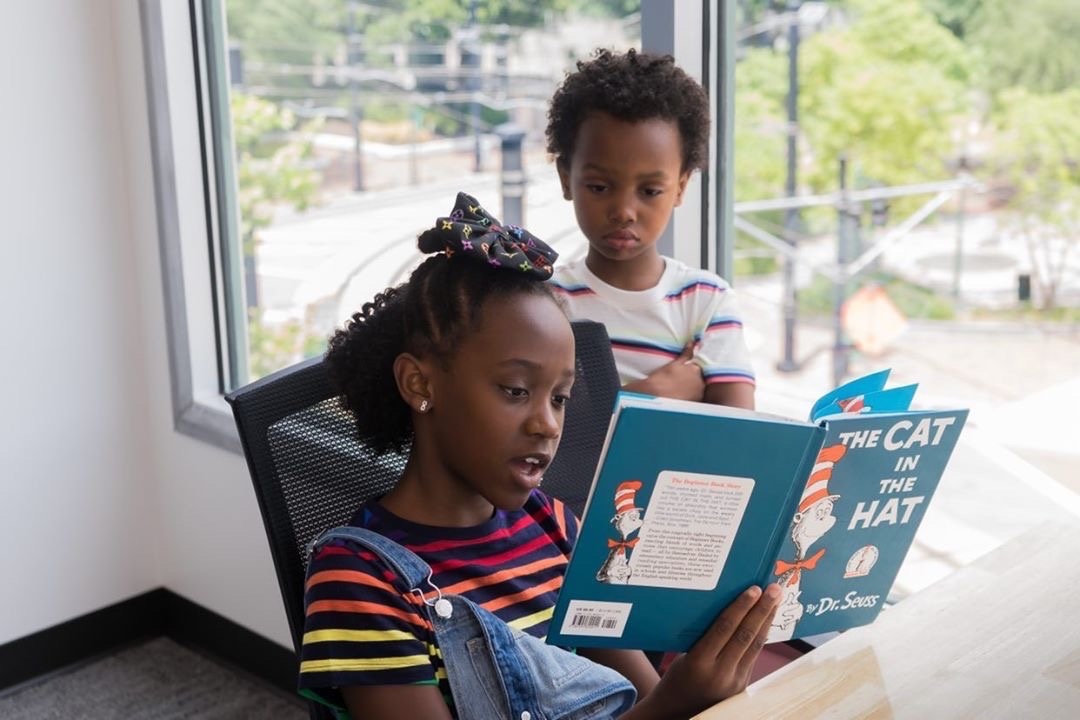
[558,112,690,284]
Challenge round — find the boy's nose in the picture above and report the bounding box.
[607,195,635,224]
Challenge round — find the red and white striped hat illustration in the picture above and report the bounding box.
[838,395,866,413]
[798,444,847,513]
[614,480,643,515]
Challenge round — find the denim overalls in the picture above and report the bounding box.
[311,527,637,720]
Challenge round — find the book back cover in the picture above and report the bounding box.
[548,396,824,652]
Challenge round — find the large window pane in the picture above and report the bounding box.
[207,0,642,386]
[733,0,1079,594]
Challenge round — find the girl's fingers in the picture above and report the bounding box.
[695,585,781,665]
[732,588,781,682]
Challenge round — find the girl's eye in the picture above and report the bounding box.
[642,187,663,198]
[586,183,607,194]
[552,394,571,408]
[501,385,528,399]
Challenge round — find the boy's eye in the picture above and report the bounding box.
[585,183,607,194]
[552,393,571,408]
[642,187,663,198]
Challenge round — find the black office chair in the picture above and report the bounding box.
[225,320,620,719]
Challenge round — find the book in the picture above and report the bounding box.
[546,370,968,651]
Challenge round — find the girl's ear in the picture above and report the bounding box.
[674,170,692,206]
[393,352,434,414]
[556,159,573,200]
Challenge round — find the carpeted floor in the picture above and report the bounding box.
[0,637,307,719]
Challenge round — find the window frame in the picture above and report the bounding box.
[141,0,239,452]
[141,0,733,454]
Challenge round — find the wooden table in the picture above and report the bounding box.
[693,522,1080,719]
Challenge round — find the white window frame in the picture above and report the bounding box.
[140,0,734,453]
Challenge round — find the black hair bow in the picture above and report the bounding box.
[417,192,558,280]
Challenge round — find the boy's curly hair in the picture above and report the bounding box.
[546,48,710,172]
[324,254,559,455]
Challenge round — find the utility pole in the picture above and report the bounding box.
[466,0,483,172]
[953,162,969,304]
[777,0,801,372]
[346,1,364,192]
[834,153,852,387]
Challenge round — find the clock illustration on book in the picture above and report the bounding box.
[844,545,879,578]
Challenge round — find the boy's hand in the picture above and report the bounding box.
[625,342,705,402]
[631,585,781,720]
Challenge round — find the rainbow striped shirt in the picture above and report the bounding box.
[550,258,755,387]
[298,490,578,717]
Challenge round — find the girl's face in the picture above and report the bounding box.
[418,292,576,521]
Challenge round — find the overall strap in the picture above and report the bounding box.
[309,526,432,590]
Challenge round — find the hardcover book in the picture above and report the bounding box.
[546,370,968,651]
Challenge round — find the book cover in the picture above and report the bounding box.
[546,372,968,651]
[767,406,968,641]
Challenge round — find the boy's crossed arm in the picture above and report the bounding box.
[623,342,705,402]
[624,342,755,410]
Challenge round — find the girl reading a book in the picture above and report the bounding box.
[297,192,781,720]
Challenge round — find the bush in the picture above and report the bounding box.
[797,272,955,321]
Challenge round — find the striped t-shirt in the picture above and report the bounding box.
[298,490,579,717]
[550,258,755,387]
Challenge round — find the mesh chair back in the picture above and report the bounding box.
[225,320,619,660]
[541,320,620,516]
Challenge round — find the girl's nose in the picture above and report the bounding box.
[526,402,561,439]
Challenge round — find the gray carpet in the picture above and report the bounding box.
[0,637,308,719]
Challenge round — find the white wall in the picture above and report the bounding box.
[0,1,158,643]
[0,1,291,650]
[111,0,293,648]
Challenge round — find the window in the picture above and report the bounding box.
[730,0,1079,596]
[209,0,651,389]
[145,0,733,451]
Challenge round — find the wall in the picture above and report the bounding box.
[0,0,291,651]
[0,0,158,644]
[111,0,292,648]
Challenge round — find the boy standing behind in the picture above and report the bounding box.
[547,48,755,409]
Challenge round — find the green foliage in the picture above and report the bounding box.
[226,0,346,59]
[972,304,1080,324]
[920,0,983,39]
[735,0,972,206]
[798,273,955,320]
[733,252,779,277]
[969,0,1080,95]
[231,94,321,255]
[798,0,971,194]
[230,93,324,379]
[359,0,572,44]
[227,0,575,51]
[734,49,788,202]
[247,310,325,381]
[569,0,639,18]
[986,87,1080,308]
[736,0,778,27]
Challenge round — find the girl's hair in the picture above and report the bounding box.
[325,198,562,455]
[546,48,711,173]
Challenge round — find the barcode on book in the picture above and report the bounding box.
[571,614,619,629]
[560,600,632,638]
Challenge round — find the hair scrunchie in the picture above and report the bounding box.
[416,192,558,280]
